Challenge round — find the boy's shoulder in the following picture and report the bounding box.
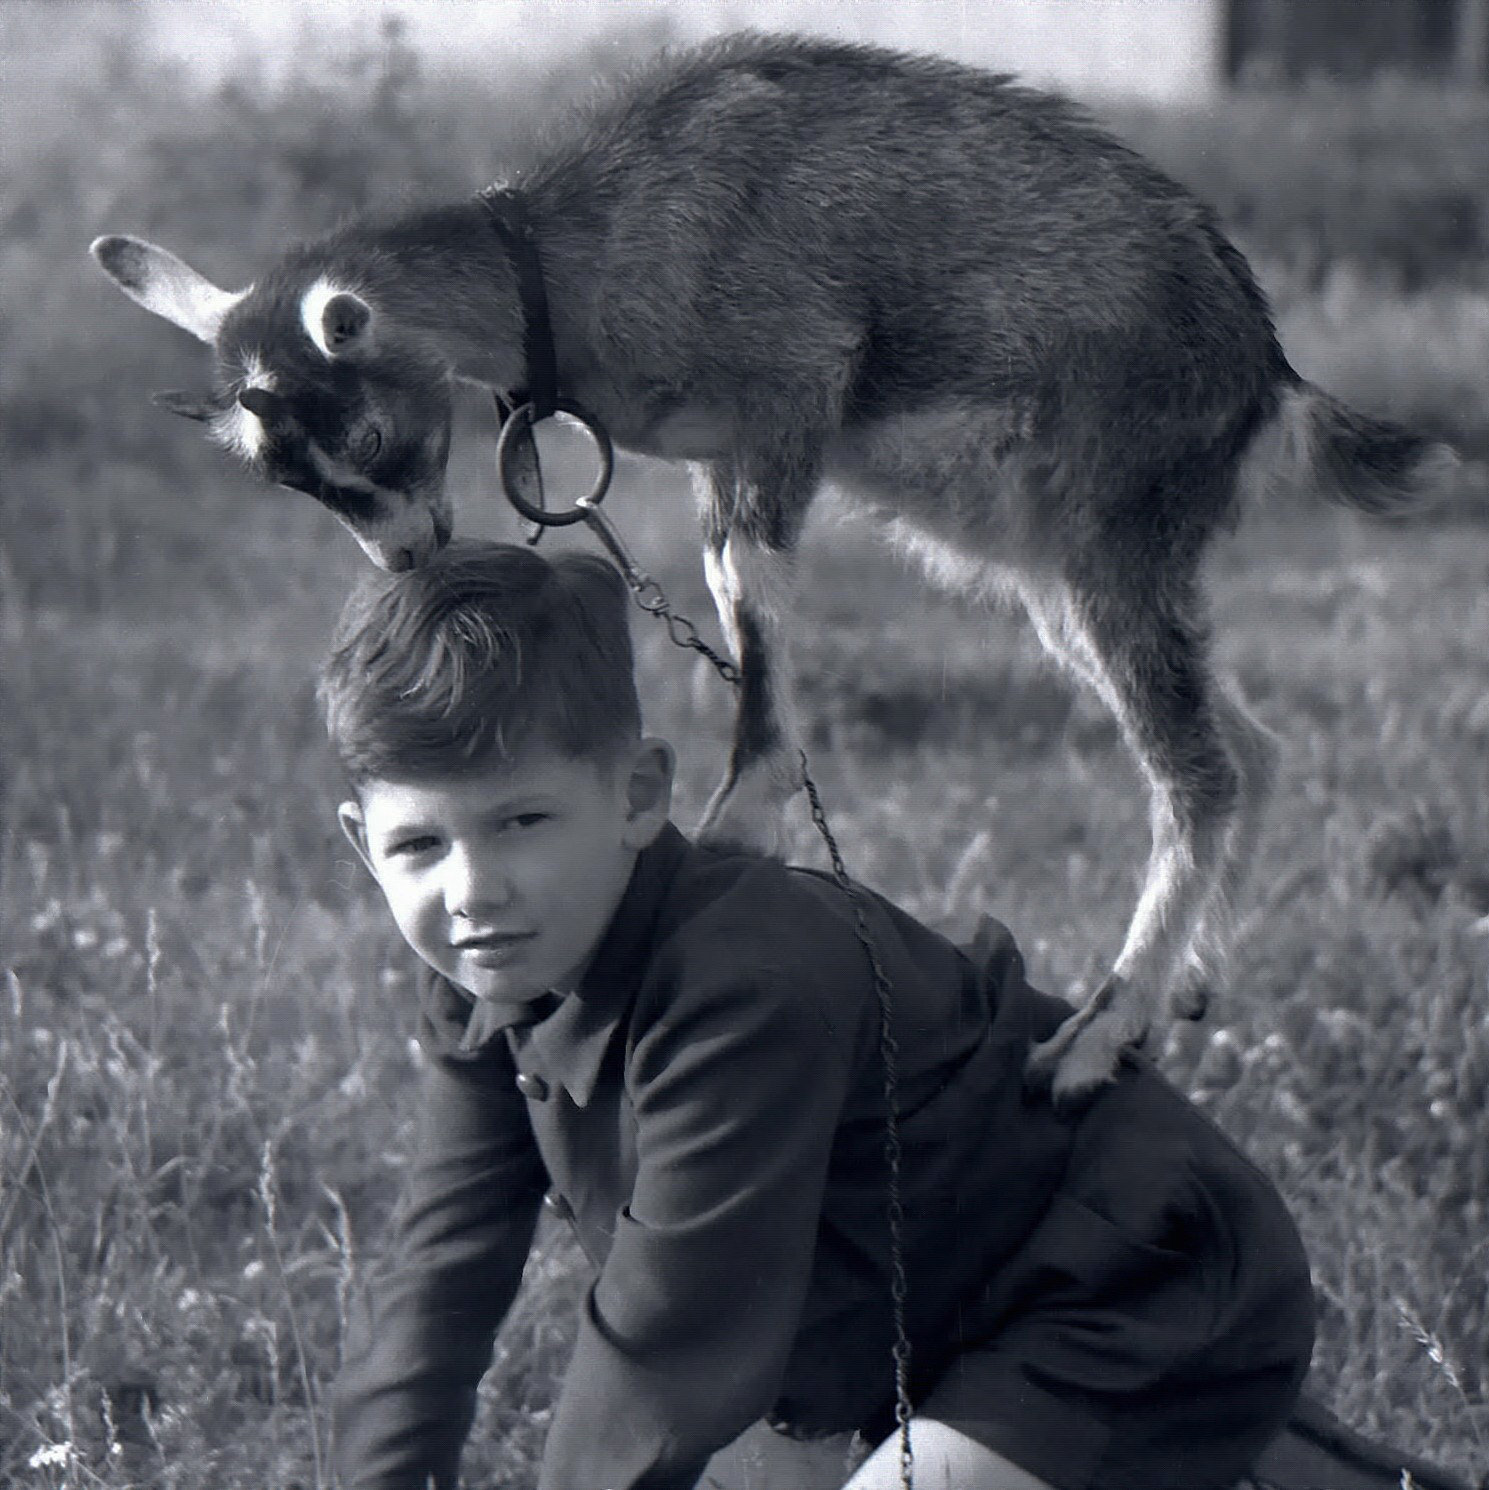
[635,830,890,1018]
[600,825,994,1067]
[666,835,872,956]
[608,833,886,1082]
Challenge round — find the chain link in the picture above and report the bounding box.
[624,558,914,1488]
[801,760,915,1488]
[493,414,913,1487]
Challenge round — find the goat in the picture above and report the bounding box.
[90,31,1457,1102]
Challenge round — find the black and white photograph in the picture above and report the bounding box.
[2,1,1487,1486]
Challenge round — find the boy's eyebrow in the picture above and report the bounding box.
[476,792,563,819]
[374,788,565,838]
[369,814,439,847]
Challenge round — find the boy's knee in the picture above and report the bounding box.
[698,1420,866,1490]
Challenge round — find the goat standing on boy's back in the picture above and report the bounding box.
[90,31,1459,1103]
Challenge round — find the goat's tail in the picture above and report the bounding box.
[1243,379,1460,518]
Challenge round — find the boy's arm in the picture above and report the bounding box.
[539,968,858,1490]
[333,1032,548,1490]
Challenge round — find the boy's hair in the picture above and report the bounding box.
[319,539,642,784]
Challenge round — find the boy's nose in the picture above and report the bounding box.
[443,845,512,917]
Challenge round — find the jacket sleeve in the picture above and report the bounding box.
[333,1033,548,1490]
[537,968,859,1490]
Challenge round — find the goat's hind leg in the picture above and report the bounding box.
[1024,577,1242,1105]
[1170,683,1279,1020]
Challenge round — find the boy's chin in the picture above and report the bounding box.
[460,968,557,1007]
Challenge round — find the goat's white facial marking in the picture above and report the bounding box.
[306,440,379,495]
[300,278,342,358]
[332,485,454,573]
[300,278,372,359]
[215,355,276,460]
[220,405,265,461]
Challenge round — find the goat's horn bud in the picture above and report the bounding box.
[237,387,286,423]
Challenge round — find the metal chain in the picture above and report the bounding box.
[493,408,913,1487]
[801,762,915,1490]
[618,551,915,1490]
[570,497,743,685]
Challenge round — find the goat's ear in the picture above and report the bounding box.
[301,284,374,358]
[151,388,220,423]
[322,291,372,353]
[91,235,246,345]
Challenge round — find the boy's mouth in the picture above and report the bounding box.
[454,930,537,964]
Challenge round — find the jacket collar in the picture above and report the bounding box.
[517,821,690,1107]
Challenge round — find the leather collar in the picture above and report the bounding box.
[478,185,558,421]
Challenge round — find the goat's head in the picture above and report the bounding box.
[91,235,454,571]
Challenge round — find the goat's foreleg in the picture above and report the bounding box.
[692,457,814,856]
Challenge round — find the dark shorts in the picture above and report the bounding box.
[916,1057,1315,1490]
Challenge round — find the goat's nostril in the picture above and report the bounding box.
[390,548,416,572]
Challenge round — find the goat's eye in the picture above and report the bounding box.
[352,426,383,464]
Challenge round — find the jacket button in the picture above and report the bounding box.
[542,1188,573,1221]
[515,1070,549,1101]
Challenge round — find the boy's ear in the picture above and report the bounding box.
[622,738,675,849]
[337,800,378,878]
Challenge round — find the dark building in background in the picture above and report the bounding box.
[1226,0,1489,83]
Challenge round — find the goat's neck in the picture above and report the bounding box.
[327,204,517,387]
[338,199,593,394]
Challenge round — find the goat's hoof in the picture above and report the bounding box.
[695,781,788,859]
[1025,977,1144,1113]
[1025,1035,1122,1113]
[1169,975,1212,1022]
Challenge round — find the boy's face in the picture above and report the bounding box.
[339,740,674,1006]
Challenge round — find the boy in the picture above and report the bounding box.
[321,539,1314,1490]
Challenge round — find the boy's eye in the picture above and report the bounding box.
[503,812,550,831]
[389,834,439,857]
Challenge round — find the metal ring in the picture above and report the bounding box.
[495,398,614,526]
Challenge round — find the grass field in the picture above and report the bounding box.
[2,14,1488,1488]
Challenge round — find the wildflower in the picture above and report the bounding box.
[28,1443,72,1470]
[30,900,63,935]
[1315,1008,1369,1042]
[1194,1026,1243,1089]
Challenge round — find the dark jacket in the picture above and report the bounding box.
[333,824,1310,1490]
